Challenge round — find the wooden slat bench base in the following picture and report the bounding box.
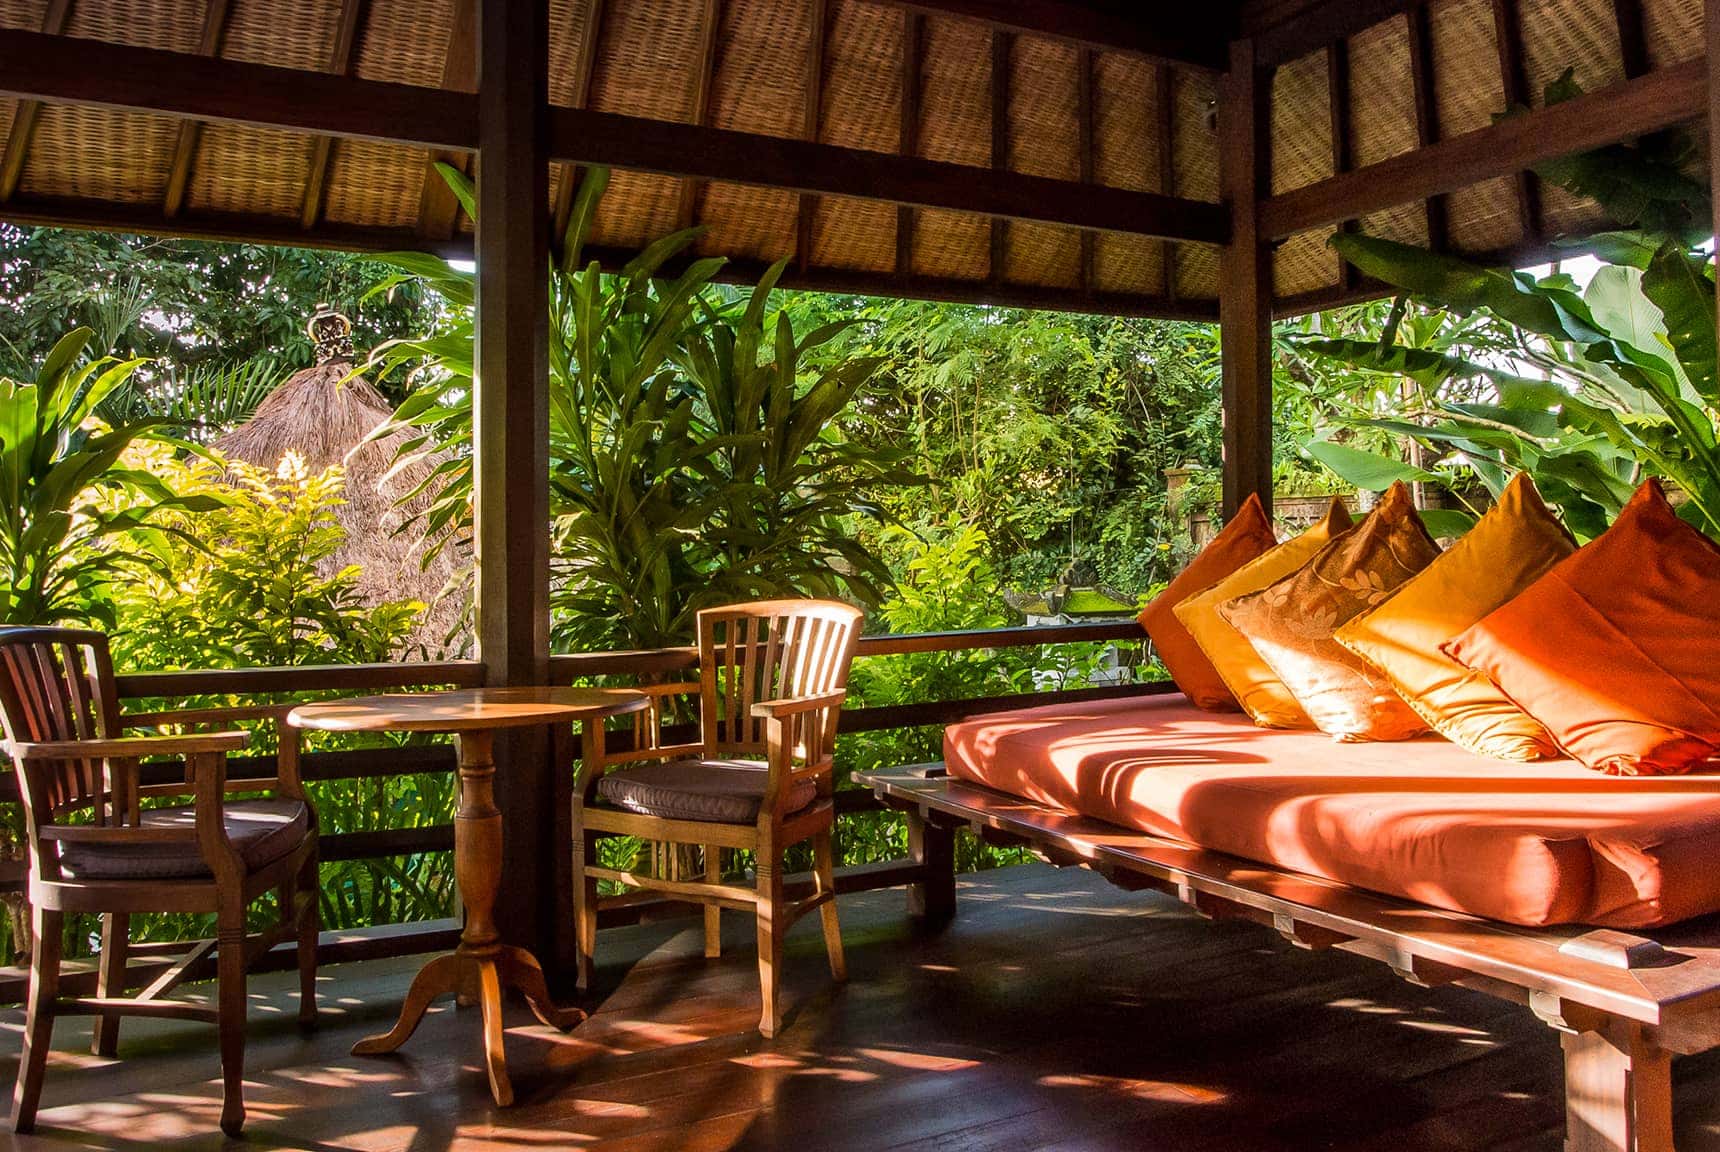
[858,765,1720,1152]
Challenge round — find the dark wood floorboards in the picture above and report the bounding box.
[4,862,1720,1151]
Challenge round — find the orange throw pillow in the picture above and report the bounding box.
[1139,493,1279,710]
[1444,479,1720,775]
[1220,482,1441,742]
[1173,498,1354,729]
[1335,473,1575,761]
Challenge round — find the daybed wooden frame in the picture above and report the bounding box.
[859,765,1720,1152]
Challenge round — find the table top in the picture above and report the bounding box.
[287,686,649,734]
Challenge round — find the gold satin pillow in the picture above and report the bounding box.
[1220,483,1441,742]
[1335,474,1575,760]
[1173,497,1354,729]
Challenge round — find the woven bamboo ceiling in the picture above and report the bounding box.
[0,0,1708,318]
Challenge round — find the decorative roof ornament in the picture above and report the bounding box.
[308,305,355,366]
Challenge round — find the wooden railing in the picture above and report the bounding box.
[0,620,1174,1001]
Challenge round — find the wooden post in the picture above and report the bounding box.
[906,806,956,927]
[1217,37,1273,520]
[1710,0,1720,353]
[1560,1028,1673,1152]
[474,0,557,970]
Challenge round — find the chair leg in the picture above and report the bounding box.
[704,845,722,959]
[215,911,247,1138]
[755,848,783,1038]
[812,828,846,982]
[295,853,319,1026]
[574,824,599,993]
[13,906,62,1133]
[92,912,128,1056]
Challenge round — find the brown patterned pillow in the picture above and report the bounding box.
[1218,483,1442,741]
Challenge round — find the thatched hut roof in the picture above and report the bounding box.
[212,342,468,659]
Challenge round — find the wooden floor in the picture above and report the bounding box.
[6,862,1720,1151]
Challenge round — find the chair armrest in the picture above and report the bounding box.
[4,731,249,761]
[750,690,846,720]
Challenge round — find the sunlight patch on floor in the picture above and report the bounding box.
[1038,1073,1229,1104]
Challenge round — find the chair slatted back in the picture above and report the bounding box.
[697,600,863,759]
[0,627,123,826]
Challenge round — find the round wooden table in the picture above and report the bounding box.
[287,686,648,1106]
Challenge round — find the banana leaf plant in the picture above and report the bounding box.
[1287,75,1718,541]
[0,328,220,626]
[367,165,910,652]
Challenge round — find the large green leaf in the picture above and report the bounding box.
[1305,440,1441,490]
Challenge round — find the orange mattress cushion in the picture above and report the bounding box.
[944,693,1720,928]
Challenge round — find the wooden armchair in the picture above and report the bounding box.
[573,599,863,1036]
[0,628,319,1137]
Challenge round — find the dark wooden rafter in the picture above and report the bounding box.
[877,0,1231,72]
[1489,0,1542,243]
[1613,0,1649,79]
[988,29,1011,281]
[794,0,827,274]
[1404,4,1447,251]
[1252,0,1421,68]
[299,0,369,230]
[1711,0,1720,369]
[550,0,605,248]
[1156,64,1177,300]
[1261,57,1703,239]
[161,0,233,219]
[676,0,724,231]
[417,0,478,241]
[0,27,1226,243]
[1076,46,1095,292]
[1217,37,1273,520]
[1326,39,1354,289]
[895,9,923,279]
[0,0,74,203]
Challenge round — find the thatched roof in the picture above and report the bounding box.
[0,0,1701,319]
[212,356,469,658]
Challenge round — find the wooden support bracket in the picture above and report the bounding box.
[1273,913,1353,952]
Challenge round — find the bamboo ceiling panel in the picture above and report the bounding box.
[0,0,1701,317]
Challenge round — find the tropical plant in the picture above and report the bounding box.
[0,328,216,627]
[370,166,907,651]
[1289,79,1717,541]
[100,355,291,442]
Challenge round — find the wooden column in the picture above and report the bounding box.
[1710,0,1720,352]
[474,0,557,969]
[1217,38,1273,520]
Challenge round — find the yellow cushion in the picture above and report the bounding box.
[1334,473,1575,760]
[1173,497,1353,728]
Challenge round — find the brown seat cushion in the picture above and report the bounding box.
[597,759,817,824]
[58,798,312,881]
[945,693,1720,929]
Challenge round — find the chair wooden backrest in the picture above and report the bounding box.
[697,599,863,762]
[0,627,126,831]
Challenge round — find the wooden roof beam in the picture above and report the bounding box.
[1260,56,1705,239]
[676,0,723,231]
[0,190,1219,320]
[550,0,606,247]
[0,0,74,203]
[896,10,922,280]
[415,0,478,241]
[299,0,369,230]
[1250,0,1423,69]
[162,0,233,219]
[794,0,827,273]
[874,0,1232,72]
[1155,66,1177,300]
[988,30,1011,281]
[0,27,1227,243]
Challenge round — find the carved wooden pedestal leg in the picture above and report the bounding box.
[352,730,584,1107]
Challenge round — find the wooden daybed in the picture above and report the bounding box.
[859,693,1720,1152]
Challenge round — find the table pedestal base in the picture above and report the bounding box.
[352,945,583,1106]
[349,729,584,1107]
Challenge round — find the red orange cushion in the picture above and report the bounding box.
[1445,479,1720,775]
[1138,493,1279,711]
